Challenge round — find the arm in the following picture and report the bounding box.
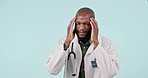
[94,40,119,77]
[90,18,119,77]
[45,38,68,75]
[45,17,76,75]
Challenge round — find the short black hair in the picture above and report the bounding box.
[76,7,95,18]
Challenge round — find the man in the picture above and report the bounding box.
[45,7,119,78]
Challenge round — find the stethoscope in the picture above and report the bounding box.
[66,42,98,76]
[67,42,76,60]
[67,42,77,76]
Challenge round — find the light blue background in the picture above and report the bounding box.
[0,0,148,78]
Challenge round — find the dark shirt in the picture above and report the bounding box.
[78,41,91,78]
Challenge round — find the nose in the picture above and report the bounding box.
[79,24,85,30]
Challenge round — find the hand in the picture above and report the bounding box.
[64,17,76,49]
[90,18,99,49]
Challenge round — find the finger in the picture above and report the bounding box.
[90,20,94,41]
[90,21,94,33]
[91,18,98,26]
[90,18,96,30]
[68,17,76,31]
[90,18,98,31]
[69,17,76,28]
[91,18,98,29]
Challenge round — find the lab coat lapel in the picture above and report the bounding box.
[71,35,82,77]
[85,35,102,55]
[72,35,81,54]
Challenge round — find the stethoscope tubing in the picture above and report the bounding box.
[67,42,76,60]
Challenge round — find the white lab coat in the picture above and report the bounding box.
[45,35,119,78]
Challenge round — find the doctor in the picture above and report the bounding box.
[45,7,119,78]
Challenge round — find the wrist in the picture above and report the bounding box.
[93,40,99,49]
[64,39,71,50]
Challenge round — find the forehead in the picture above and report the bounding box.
[76,12,91,22]
[76,16,90,22]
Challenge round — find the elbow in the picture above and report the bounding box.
[109,67,119,78]
[110,61,120,77]
[48,69,59,75]
[112,67,119,77]
[45,63,59,75]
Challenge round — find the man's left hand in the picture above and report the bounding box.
[90,18,99,49]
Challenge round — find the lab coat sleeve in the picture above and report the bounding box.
[93,40,119,77]
[45,38,68,75]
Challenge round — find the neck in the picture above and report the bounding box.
[78,36,90,44]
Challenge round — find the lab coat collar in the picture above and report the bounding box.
[71,34,102,55]
[72,34,92,45]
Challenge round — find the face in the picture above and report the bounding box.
[75,13,92,41]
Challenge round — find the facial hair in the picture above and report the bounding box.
[75,28,91,44]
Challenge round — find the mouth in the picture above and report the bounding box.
[78,32,87,37]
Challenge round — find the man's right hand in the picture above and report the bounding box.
[64,17,76,49]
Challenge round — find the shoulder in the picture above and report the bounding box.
[99,35,115,47]
[100,35,112,43]
[57,37,67,45]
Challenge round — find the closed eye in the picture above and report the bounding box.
[83,22,90,25]
[75,22,80,25]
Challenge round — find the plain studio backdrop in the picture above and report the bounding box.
[0,0,148,78]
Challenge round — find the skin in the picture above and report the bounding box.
[64,11,99,49]
[75,15,91,43]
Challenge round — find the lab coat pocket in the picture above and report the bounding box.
[67,55,77,77]
[89,58,100,78]
[87,54,100,78]
[91,58,98,68]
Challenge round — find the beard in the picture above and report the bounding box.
[75,29,91,43]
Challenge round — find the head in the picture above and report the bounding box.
[75,7,95,43]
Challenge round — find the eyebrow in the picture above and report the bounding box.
[75,21,90,23]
